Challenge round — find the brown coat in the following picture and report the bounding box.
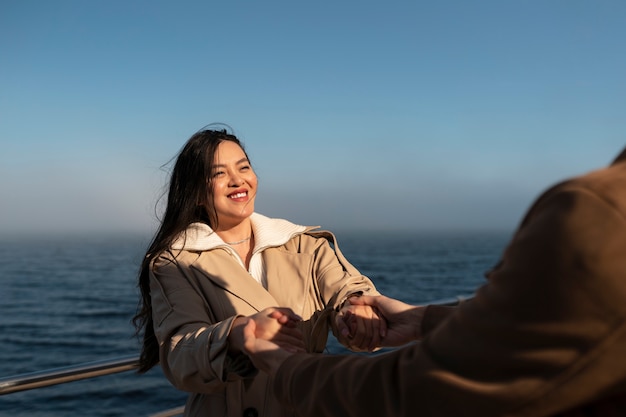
[274,148,626,417]
[150,228,378,417]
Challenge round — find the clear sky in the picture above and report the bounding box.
[1,1,624,236]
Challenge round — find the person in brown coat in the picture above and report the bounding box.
[243,147,626,416]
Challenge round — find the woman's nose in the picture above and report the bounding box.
[229,173,244,186]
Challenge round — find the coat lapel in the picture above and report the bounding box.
[192,249,278,312]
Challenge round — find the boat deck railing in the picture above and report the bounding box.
[0,295,470,416]
[0,354,185,417]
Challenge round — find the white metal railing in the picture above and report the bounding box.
[0,355,185,417]
[0,355,138,395]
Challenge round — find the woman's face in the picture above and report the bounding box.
[209,140,258,229]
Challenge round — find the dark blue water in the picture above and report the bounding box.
[0,230,510,416]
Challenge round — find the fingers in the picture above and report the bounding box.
[274,319,306,352]
[338,305,386,352]
[364,308,381,351]
[241,318,257,355]
[268,308,302,327]
[349,307,370,350]
[241,319,293,376]
[254,307,305,352]
[337,309,352,339]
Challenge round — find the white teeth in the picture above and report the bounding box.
[230,192,246,199]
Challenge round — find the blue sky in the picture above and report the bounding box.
[1,1,624,236]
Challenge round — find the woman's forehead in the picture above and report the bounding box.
[214,140,247,163]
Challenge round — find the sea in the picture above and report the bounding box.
[0,230,511,416]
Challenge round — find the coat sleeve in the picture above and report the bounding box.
[273,183,626,417]
[308,231,380,309]
[306,232,381,341]
[150,253,256,393]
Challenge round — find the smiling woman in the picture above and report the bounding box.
[209,141,258,252]
[132,126,384,417]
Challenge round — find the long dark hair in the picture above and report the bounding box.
[133,127,248,373]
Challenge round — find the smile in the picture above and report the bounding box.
[229,192,247,199]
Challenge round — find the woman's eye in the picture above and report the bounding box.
[212,171,225,178]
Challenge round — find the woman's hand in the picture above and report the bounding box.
[335,298,387,352]
[242,318,294,377]
[229,307,306,354]
[349,295,425,347]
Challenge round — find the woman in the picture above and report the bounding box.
[134,127,382,417]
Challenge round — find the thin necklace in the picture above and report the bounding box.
[225,236,251,245]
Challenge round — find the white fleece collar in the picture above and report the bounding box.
[171,213,317,252]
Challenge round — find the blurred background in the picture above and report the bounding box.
[1,1,624,236]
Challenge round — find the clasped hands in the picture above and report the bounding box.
[239,295,425,376]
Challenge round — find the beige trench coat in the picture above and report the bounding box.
[149,229,378,417]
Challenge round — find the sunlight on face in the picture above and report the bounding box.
[210,141,258,230]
